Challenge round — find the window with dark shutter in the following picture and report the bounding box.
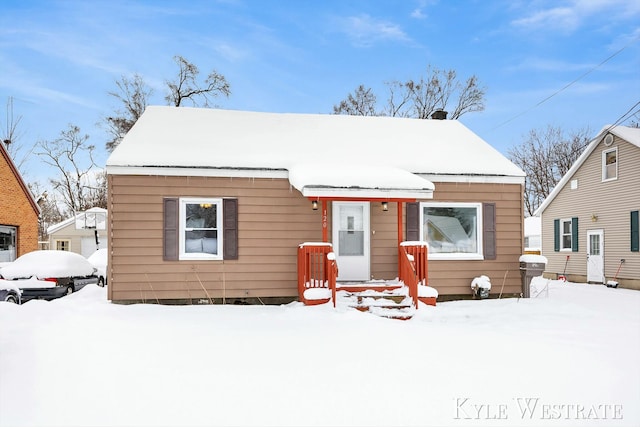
[554,219,560,252]
[223,198,238,260]
[483,203,496,260]
[406,202,419,241]
[571,217,579,252]
[631,211,639,252]
[163,198,179,261]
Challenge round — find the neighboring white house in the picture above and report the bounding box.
[524,216,541,252]
[47,207,108,257]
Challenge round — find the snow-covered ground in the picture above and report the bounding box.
[0,278,638,427]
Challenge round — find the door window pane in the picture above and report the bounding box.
[339,206,364,256]
[590,234,600,256]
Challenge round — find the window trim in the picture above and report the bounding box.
[602,147,618,182]
[179,197,223,261]
[419,202,484,260]
[559,218,575,251]
[56,240,71,251]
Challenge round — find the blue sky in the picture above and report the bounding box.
[1,0,639,185]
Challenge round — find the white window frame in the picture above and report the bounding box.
[560,218,573,251]
[56,240,70,251]
[602,147,618,182]
[419,202,483,260]
[179,197,223,260]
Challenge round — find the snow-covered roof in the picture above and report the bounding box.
[288,163,434,199]
[535,125,640,215]
[107,107,525,183]
[47,207,108,235]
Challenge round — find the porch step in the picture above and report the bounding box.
[336,279,403,293]
[339,288,416,320]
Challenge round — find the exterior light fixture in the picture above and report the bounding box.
[312,200,318,210]
[591,213,598,222]
[382,202,388,211]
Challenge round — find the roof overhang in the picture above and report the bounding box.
[288,163,434,200]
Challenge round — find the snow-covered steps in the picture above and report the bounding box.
[337,286,416,320]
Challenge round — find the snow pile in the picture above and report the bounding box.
[0,250,95,280]
[519,254,548,264]
[471,275,492,290]
[1,283,639,427]
[418,285,438,298]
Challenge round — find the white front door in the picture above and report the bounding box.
[587,229,604,283]
[332,202,370,281]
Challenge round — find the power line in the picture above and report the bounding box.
[491,34,640,131]
[603,100,640,133]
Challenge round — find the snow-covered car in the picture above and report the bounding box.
[87,248,107,287]
[0,250,99,302]
[0,280,22,304]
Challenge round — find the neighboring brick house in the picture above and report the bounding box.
[0,142,40,262]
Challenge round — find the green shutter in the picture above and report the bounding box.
[572,217,579,252]
[632,211,639,252]
[554,219,560,252]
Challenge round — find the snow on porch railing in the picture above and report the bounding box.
[297,242,336,306]
[399,242,429,309]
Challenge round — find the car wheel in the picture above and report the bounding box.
[98,277,105,287]
[66,285,74,295]
[4,294,18,304]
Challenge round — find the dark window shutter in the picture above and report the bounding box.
[631,211,639,252]
[483,203,497,260]
[163,198,179,261]
[571,217,579,252]
[223,198,238,260]
[554,219,560,252]
[406,202,420,241]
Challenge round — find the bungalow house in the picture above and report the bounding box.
[0,141,40,262]
[535,125,640,289]
[105,106,526,304]
[46,207,108,257]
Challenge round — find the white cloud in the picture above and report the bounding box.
[511,0,640,32]
[337,14,410,47]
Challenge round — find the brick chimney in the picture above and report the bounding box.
[431,109,448,120]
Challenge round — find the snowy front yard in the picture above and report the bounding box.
[0,279,638,427]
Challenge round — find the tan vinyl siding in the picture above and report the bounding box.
[108,175,524,301]
[541,135,640,286]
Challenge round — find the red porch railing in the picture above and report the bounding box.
[399,242,429,309]
[297,242,336,306]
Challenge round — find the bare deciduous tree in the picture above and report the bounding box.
[29,182,65,244]
[333,85,378,116]
[36,125,102,214]
[1,96,35,175]
[165,55,231,107]
[508,126,591,216]
[105,74,152,152]
[334,65,485,120]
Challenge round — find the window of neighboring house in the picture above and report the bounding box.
[0,225,17,262]
[602,148,618,181]
[632,211,639,252]
[56,240,70,251]
[554,218,578,252]
[179,198,223,260]
[420,202,483,259]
